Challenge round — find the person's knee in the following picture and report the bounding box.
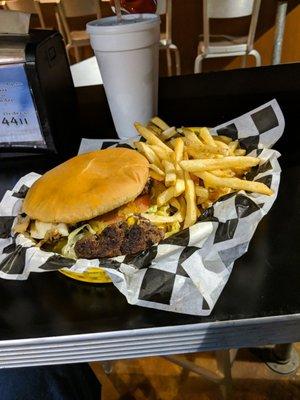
[0,364,101,400]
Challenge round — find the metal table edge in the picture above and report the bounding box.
[1,313,300,348]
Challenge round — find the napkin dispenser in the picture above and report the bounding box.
[0,27,79,158]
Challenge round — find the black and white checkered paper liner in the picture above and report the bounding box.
[0,99,283,316]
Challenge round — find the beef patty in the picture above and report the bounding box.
[75,218,164,259]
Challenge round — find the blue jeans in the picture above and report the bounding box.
[0,363,101,400]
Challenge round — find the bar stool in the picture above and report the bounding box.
[55,0,102,63]
[157,0,181,76]
[103,0,181,76]
[2,0,46,27]
[194,0,261,73]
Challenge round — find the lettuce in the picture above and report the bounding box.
[62,224,95,259]
[146,205,158,214]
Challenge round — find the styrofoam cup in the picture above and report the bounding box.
[87,14,160,139]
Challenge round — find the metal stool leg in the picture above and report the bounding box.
[249,49,262,67]
[165,350,236,400]
[74,46,81,63]
[266,343,300,374]
[65,43,72,64]
[166,47,172,77]
[272,1,288,65]
[194,54,204,73]
[102,361,113,375]
[170,45,181,76]
[164,355,222,383]
[241,54,247,68]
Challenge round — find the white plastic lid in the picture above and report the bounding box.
[87,13,160,35]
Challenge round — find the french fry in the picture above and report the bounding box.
[141,211,184,224]
[174,159,186,197]
[195,186,209,200]
[174,137,185,162]
[180,156,260,172]
[178,196,187,218]
[149,164,165,177]
[134,141,163,169]
[162,159,177,187]
[197,196,206,206]
[219,187,232,197]
[232,167,250,178]
[209,188,232,203]
[134,123,173,156]
[135,116,272,237]
[183,150,188,162]
[213,135,232,144]
[197,171,273,195]
[175,161,184,176]
[196,194,209,206]
[147,123,162,135]
[228,140,238,155]
[183,128,202,146]
[170,198,181,210]
[151,116,170,131]
[157,186,175,206]
[149,144,171,161]
[183,170,197,229]
[171,166,185,196]
[186,146,219,160]
[214,139,229,155]
[201,200,213,209]
[149,170,164,182]
[201,143,227,155]
[234,148,246,156]
[198,127,217,147]
[166,139,176,150]
[160,126,177,140]
[187,142,227,156]
[210,169,235,178]
[174,178,185,197]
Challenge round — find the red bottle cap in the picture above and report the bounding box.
[110,0,157,14]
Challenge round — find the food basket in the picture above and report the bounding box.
[59,267,112,283]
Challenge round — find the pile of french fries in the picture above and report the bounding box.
[134,117,273,230]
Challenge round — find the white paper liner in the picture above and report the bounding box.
[0,99,283,316]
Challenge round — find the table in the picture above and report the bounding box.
[0,63,300,369]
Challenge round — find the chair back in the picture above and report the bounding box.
[156,0,172,43]
[57,0,101,45]
[156,0,166,15]
[4,0,45,27]
[60,0,101,18]
[206,0,255,19]
[203,0,261,50]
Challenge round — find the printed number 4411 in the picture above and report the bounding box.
[2,117,28,126]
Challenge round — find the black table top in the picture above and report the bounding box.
[0,63,300,342]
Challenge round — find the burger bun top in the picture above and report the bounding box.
[23,148,149,224]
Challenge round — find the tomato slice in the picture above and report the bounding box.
[91,194,151,226]
[130,194,151,212]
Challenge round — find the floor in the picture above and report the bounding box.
[90,344,300,400]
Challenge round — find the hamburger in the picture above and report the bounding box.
[15,148,171,260]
